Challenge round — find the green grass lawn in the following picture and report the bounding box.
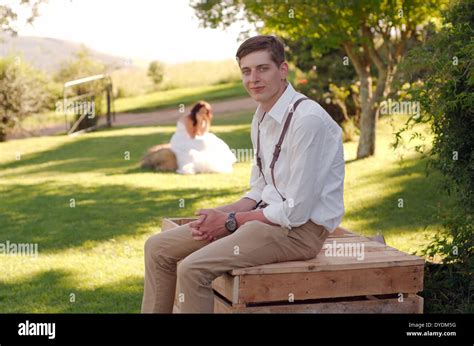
[114,82,248,114]
[0,112,451,312]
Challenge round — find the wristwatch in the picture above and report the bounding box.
[224,212,238,233]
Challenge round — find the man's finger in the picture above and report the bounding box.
[191,214,206,227]
[192,234,209,241]
[203,233,214,241]
[191,228,213,241]
[196,209,210,216]
[196,214,206,224]
[188,220,199,229]
[190,227,202,236]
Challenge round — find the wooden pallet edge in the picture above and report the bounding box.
[214,293,424,314]
[211,273,241,305]
[235,265,424,304]
[231,257,425,275]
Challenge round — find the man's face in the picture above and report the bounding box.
[239,50,288,104]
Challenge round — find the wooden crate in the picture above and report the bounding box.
[162,218,425,313]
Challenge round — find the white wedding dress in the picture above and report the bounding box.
[170,121,237,174]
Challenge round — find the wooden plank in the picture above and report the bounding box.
[211,273,240,305]
[165,217,197,226]
[213,266,424,304]
[331,226,352,236]
[323,236,375,244]
[234,265,424,304]
[351,245,399,252]
[173,304,180,313]
[322,240,397,251]
[162,218,424,288]
[161,217,197,231]
[369,234,386,245]
[231,252,424,275]
[212,275,234,303]
[214,293,423,314]
[231,257,424,275]
[328,232,359,238]
[408,293,424,313]
[161,218,179,232]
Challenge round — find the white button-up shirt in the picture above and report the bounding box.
[242,83,345,232]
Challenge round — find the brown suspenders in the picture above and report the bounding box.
[255,97,309,204]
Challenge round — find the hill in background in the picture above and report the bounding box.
[0,35,242,98]
[0,35,133,73]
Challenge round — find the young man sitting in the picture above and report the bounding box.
[141,35,345,313]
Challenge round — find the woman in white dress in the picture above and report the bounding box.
[170,101,237,174]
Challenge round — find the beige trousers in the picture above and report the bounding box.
[141,219,329,313]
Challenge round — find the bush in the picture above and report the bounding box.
[397,0,473,312]
[148,60,164,89]
[0,56,55,141]
[111,68,154,98]
[341,117,359,143]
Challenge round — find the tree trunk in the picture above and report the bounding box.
[0,129,7,142]
[351,92,361,125]
[0,115,9,142]
[357,105,377,158]
[356,75,377,159]
[335,99,350,122]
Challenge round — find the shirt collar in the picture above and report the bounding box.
[255,82,299,124]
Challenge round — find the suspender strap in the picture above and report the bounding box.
[256,112,268,185]
[256,97,309,201]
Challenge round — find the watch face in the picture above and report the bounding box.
[226,219,237,232]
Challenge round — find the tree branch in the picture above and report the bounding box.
[395,26,412,64]
[343,41,367,78]
[362,25,386,72]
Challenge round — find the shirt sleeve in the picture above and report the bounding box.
[262,114,341,229]
[241,117,266,202]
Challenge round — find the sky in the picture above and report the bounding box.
[11,0,254,63]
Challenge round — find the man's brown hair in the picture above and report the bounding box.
[236,35,286,67]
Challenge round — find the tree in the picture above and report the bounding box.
[288,44,359,139]
[191,0,446,158]
[0,0,46,37]
[55,46,106,85]
[392,0,473,312]
[0,0,49,141]
[0,56,53,141]
[147,60,164,88]
[398,0,473,257]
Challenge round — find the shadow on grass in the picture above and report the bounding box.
[0,269,143,313]
[0,118,253,254]
[0,182,244,254]
[0,126,251,176]
[0,115,449,256]
[343,156,452,239]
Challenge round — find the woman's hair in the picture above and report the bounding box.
[189,101,213,127]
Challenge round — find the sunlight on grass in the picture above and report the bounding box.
[114,82,247,113]
[0,112,450,312]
